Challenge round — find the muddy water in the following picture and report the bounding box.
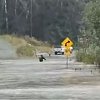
[0,55,100,99]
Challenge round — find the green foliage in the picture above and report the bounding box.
[83,0,100,45]
[16,45,35,57]
[77,0,100,66]
[76,50,95,64]
[76,50,84,62]
[95,48,100,66]
[83,54,95,64]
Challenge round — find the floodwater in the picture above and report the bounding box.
[0,55,100,99]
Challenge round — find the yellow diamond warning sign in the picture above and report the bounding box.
[61,37,73,47]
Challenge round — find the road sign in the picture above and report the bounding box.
[65,51,71,56]
[61,37,73,47]
[64,47,71,56]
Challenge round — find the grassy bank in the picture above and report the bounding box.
[1,35,52,58]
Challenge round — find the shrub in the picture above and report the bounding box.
[16,44,35,57]
[82,54,95,64]
[76,50,96,64]
[95,49,100,66]
[76,51,84,62]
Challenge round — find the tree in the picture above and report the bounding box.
[0,0,85,44]
[83,0,100,46]
[77,0,100,65]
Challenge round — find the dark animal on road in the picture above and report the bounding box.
[39,55,46,62]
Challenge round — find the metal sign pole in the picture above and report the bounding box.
[66,55,68,68]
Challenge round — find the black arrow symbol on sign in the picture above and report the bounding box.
[65,41,70,46]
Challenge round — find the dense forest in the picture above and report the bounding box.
[0,0,88,44]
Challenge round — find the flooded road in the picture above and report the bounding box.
[0,55,100,99]
[0,39,17,59]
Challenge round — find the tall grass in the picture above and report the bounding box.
[16,44,35,57]
[1,35,27,47]
[1,35,52,57]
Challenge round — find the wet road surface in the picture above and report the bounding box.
[0,39,17,59]
[0,55,100,99]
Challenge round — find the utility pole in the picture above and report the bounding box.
[15,0,17,16]
[30,0,33,37]
[66,55,68,69]
[4,0,8,33]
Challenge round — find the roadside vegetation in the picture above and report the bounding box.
[76,46,100,67]
[1,35,52,57]
[76,0,100,67]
